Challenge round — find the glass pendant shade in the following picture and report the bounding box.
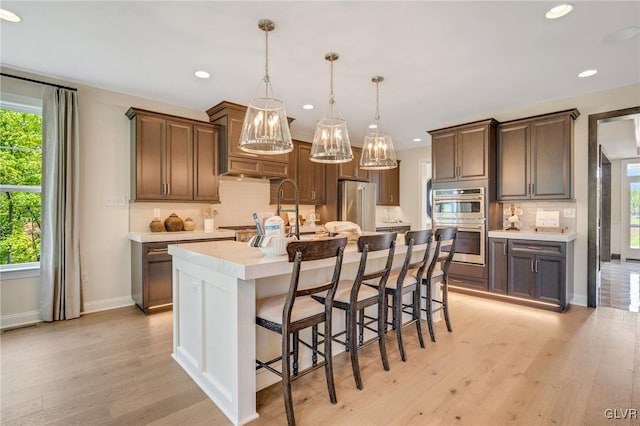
[310,52,353,164]
[311,116,352,163]
[360,76,398,170]
[240,96,292,154]
[239,19,293,155]
[360,128,397,170]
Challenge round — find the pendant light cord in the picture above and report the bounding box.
[329,59,335,116]
[375,80,381,136]
[264,28,270,96]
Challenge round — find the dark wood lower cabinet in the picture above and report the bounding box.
[488,238,508,294]
[487,237,569,311]
[131,237,234,314]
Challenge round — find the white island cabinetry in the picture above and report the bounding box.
[168,238,438,425]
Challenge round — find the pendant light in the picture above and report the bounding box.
[310,53,353,164]
[239,19,293,155]
[360,76,398,170]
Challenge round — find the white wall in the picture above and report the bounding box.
[611,159,622,256]
[395,147,431,229]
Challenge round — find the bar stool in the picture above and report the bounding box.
[380,230,433,362]
[315,232,397,390]
[255,237,348,426]
[421,227,457,342]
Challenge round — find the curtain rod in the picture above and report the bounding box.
[0,72,78,92]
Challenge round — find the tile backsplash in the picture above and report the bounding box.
[129,178,317,233]
[500,201,577,232]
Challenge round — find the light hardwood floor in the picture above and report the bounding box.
[2,293,639,425]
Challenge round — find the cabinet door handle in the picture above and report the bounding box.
[526,246,544,250]
[280,189,284,198]
[503,244,507,256]
[148,248,169,255]
[166,183,170,195]
[531,183,535,195]
[535,260,539,273]
[530,259,534,272]
[390,194,393,202]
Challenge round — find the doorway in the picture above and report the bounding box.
[588,106,640,308]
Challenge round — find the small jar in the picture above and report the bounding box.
[149,218,163,232]
[183,217,195,231]
[164,213,184,232]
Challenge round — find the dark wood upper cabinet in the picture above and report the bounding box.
[429,119,497,182]
[371,161,400,206]
[339,147,369,181]
[193,124,220,202]
[270,141,325,205]
[206,101,292,179]
[127,108,220,203]
[297,142,326,204]
[497,109,579,201]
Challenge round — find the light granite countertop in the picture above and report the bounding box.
[488,230,577,242]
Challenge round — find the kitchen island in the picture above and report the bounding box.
[168,237,438,425]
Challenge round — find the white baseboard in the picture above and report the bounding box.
[1,310,40,329]
[81,296,135,314]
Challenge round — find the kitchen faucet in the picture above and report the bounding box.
[276,178,300,240]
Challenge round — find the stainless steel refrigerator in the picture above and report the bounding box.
[339,181,377,232]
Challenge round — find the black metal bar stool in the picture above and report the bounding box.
[379,229,433,361]
[421,227,457,342]
[314,232,396,390]
[255,237,348,426]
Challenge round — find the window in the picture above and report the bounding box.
[0,108,42,267]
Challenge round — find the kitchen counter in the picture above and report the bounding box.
[168,237,438,425]
[128,230,235,243]
[488,230,576,242]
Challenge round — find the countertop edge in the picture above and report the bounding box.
[128,230,236,243]
[488,230,577,242]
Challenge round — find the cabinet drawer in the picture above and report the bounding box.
[510,240,564,256]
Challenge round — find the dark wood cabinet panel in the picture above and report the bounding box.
[339,147,369,181]
[508,251,536,299]
[165,120,193,201]
[127,108,220,203]
[488,238,508,294]
[497,109,578,201]
[458,126,487,180]
[372,161,400,206]
[535,254,565,304]
[497,123,529,200]
[207,101,291,178]
[270,141,325,205]
[297,142,325,204]
[530,115,572,199]
[134,114,166,200]
[429,119,496,183]
[431,132,457,182]
[194,124,220,202]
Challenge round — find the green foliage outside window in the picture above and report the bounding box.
[0,109,42,265]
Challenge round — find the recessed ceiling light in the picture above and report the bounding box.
[302,104,314,110]
[578,69,598,78]
[413,138,422,142]
[545,4,573,19]
[368,124,377,129]
[194,70,210,79]
[604,26,640,43]
[0,8,21,22]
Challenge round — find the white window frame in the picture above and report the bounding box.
[0,102,43,277]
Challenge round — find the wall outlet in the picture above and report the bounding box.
[563,208,576,218]
[104,196,126,207]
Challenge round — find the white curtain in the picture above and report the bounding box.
[40,86,81,321]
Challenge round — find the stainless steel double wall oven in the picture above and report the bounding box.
[432,187,486,266]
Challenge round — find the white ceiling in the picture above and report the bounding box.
[1,1,639,150]
[599,115,640,160]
